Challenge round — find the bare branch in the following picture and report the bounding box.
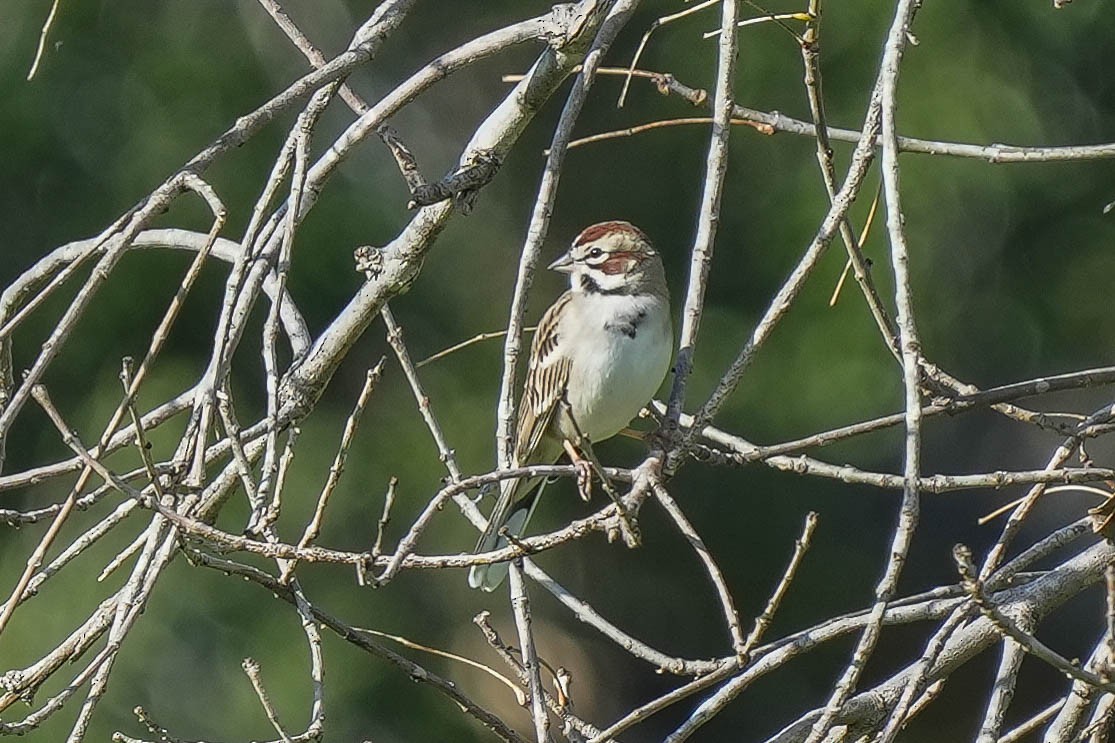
[662,0,741,469]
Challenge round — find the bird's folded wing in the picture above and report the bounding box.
[515,291,573,464]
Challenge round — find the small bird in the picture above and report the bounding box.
[469,221,673,591]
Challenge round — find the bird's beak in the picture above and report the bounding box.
[547,251,575,273]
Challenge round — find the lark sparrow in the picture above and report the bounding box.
[469,221,672,591]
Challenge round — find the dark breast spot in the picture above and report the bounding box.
[604,308,647,340]
[605,321,637,339]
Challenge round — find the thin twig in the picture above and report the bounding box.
[702,11,813,38]
[509,562,551,742]
[216,388,262,512]
[356,623,523,702]
[523,552,721,677]
[383,309,463,478]
[804,1,924,736]
[97,533,147,584]
[119,359,165,500]
[370,476,398,561]
[651,480,747,660]
[741,511,819,656]
[254,0,369,114]
[416,326,535,368]
[979,432,1084,580]
[828,181,883,308]
[0,385,140,640]
[997,699,1064,743]
[662,0,741,473]
[588,664,738,743]
[243,658,295,743]
[798,0,897,358]
[562,117,772,151]
[282,359,385,582]
[648,69,1115,164]
[185,549,530,743]
[26,0,62,81]
[617,0,720,107]
[474,611,604,739]
[684,81,884,451]
[252,108,313,534]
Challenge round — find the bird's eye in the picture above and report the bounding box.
[587,247,604,259]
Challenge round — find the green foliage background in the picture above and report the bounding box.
[2,1,1115,740]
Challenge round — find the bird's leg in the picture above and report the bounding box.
[562,439,594,502]
[561,441,640,547]
[557,399,597,502]
[558,401,640,546]
[584,442,639,546]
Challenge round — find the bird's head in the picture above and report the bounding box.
[549,221,666,296]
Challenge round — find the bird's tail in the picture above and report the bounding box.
[468,474,546,591]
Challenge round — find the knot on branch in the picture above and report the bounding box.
[277,374,322,426]
[354,245,385,280]
[0,669,25,695]
[544,0,605,50]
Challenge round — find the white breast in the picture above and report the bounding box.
[562,293,672,442]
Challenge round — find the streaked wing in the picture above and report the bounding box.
[515,291,573,464]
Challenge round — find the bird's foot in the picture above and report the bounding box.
[573,458,593,502]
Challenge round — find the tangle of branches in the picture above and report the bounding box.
[3,1,1115,742]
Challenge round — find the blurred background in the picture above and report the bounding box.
[2,0,1115,740]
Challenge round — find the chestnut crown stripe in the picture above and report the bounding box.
[573,220,648,247]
